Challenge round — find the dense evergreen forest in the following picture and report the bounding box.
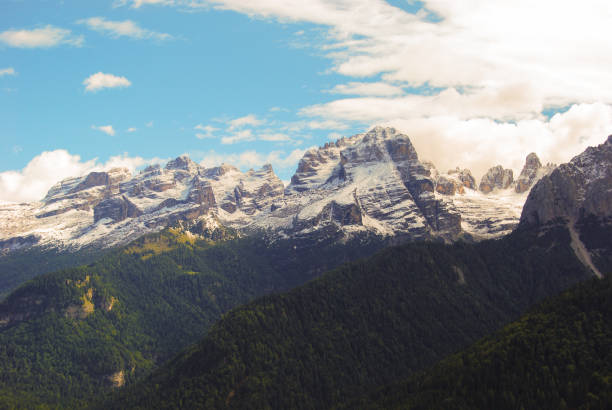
[108,224,595,409]
[354,273,612,410]
[0,228,385,408]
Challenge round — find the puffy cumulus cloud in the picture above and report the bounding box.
[199,148,308,176]
[0,25,83,48]
[0,151,96,203]
[0,150,161,203]
[329,82,405,97]
[112,0,612,109]
[78,17,172,41]
[0,68,16,77]
[379,103,612,181]
[83,72,131,92]
[92,125,116,136]
[119,0,612,172]
[194,1,612,166]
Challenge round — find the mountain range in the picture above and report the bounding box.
[0,127,553,256]
[0,128,610,409]
[106,133,611,409]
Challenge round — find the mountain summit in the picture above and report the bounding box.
[0,127,548,252]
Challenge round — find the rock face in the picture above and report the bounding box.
[479,166,514,193]
[279,126,461,240]
[434,168,475,195]
[0,126,565,250]
[520,135,612,276]
[93,196,143,223]
[454,168,477,190]
[521,135,612,226]
[515,153,542,193]
[436,176,463,196]
[40,168,131,218]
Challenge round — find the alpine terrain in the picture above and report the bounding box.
[0,127,550,254]
[105,135,611,409]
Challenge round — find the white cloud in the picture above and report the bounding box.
[115,0,176,8]
[179,1,612,167]
[277,119,348,133]
[78,17,172,41]
[83,72,131,92]
[269,106,289,112]
[92,125,116,136]
[212,0,612,110]
[227,114,265,131]
[146,121,154,127]
[380,103,612,181]
[0,68,16,77]
[221,129,255,144]
[259,132,291,142]
[0,25,83,48]
[329,82,404,97]
[306,119,349,130]
[105,0,612,177]
[302,84,544,123]
[195,124,218,139]
[127,127,137,132]
[0,150,160,203]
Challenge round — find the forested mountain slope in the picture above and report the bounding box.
[0,229,385,408]
[109,225,595,409]
[355,274,612,410]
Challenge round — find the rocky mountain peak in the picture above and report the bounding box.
[449,167,476,190]
[434,167,476,195]
[248,164,275,177]
[363,125,399,141]
[515,153,543,193]
[204,164,239,178]
[525,152,542,169]
[1,126,562,251]
[283,126,461,240]
[520,135,612,275]
[479,165,514,194]
[521,134,612,227]
[165,155,199,172]
[143,164,161,174]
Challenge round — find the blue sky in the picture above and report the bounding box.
[1,1,363,178]
[2,0,612,201]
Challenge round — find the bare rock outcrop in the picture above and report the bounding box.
[479,166,514,193]
[94,196,143,223]
[521,135,612,226]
